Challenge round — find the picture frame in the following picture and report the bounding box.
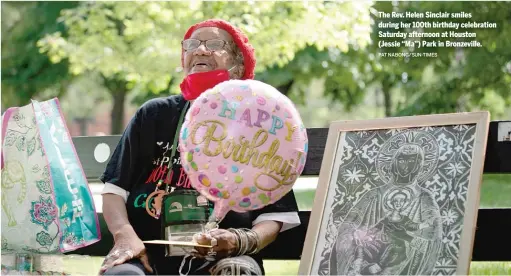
[299,112,490,276]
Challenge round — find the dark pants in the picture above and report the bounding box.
[102,256,264,275]
[102,259,155,275]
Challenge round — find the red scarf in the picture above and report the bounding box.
[180,70,230,101]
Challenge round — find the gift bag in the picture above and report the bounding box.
[1,98,101,254]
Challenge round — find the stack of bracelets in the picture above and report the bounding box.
[227,228,261,256]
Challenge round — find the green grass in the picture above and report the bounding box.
[469,262,511,275]
[61,174,511,275]
[294,189,316,210]
[479,174,511,207]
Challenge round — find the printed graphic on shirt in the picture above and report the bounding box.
[144,190,166,219]
[140,141,193,219]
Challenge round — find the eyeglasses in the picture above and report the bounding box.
[181,39,230,52]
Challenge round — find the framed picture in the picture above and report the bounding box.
[299,112,490,276]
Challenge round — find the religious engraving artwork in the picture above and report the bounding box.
[311,125,479,275]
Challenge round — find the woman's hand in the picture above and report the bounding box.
[194,229,238,259]
[99,225,153,274]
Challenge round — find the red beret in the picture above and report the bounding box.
[182,19,256,80]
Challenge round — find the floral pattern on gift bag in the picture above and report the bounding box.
[1,98,101,254]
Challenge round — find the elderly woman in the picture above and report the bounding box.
[99,19,300,276]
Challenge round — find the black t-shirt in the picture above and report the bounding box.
[100,95,299,274]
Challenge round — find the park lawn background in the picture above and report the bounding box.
[63,174,511,275]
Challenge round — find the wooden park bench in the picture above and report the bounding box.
[66,120,511,264]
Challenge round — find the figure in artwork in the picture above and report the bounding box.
[329,131,443,276]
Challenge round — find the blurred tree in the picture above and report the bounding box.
[1,1,78,110]
[255,2,422,117]
[260,1,511,119]
[37,1,373,133]
[380,1,511,117]
[9,1,508,132]
[58,74,111,136]
[257,45,372,112]
[256,3,412,117]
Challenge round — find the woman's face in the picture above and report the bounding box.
[391,145,424,186]
[182,27,241,77]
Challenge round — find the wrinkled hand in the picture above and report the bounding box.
[99,227,153,275]
[194,229,238,259]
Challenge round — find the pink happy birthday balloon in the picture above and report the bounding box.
[179,80,308,223]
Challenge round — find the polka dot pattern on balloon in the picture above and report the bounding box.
[257,97,266,105]
[209,188,219,197]
[258,193,270,204]
[239,198,251,207]
[181,128,189,140]
[199,174,211,187]
[218,165,227,174]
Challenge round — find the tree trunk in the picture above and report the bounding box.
[75,118,88,136]
[102,75,128,135]
[110,89,126,135]
[382,88,392,117]
[381,79,393,117]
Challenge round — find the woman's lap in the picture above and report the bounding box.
[102,259,154,275]
[102,255,263,275]
[208,255,263,275]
